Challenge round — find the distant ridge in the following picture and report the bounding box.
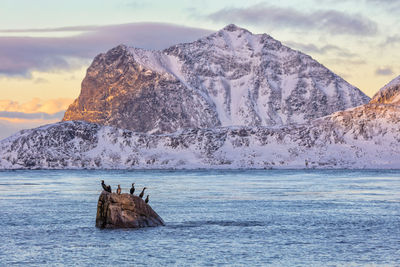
[370,75,400,105]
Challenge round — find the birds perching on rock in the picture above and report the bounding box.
[101,180,112,193]
[130,183,135,195]
[139,187,147,198]
[101,181,151,201]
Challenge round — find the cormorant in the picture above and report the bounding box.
[101,180,112,193]
[139,187,147,198]
[145,195,149,204]
[130,183,135,195]
[101,180,107,191]
[117,185,121,195]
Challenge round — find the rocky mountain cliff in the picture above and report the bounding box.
[63,24,369,134]
[370,75,400,105]
[2,100,399,169]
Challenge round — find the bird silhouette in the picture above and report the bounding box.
[130,183,135,195]
[101,180,111,193]
[139,187,147,198]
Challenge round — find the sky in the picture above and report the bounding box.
[0,0,399,139]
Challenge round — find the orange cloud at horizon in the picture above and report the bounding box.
[0,117,61,124]
[0,98,73,114]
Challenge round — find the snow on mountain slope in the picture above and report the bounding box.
[3,102,399,169]
[63,24,370,134]
[370,75,400,105]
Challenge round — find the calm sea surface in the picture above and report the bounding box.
[0,170,399,266]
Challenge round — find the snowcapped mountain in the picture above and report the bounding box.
[1,25,397,170]
[63,24,369,134]
[370,75,400,105]
[2,101,399,169]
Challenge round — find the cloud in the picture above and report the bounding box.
[0,111,64,120]
[0,22,212,77]
[366,0,394,3]
[0,98,71,139]
[0,98,73,114]
[365,0,400,13]
[381,35,400,47]
[33,78,48,84]
[284,41,357,58]
[121,0,150,8]
[326,58,366,65]
[375,67,394,76]
[207,4,378,36]
[0,25,99,33]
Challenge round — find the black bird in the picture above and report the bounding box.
[139,187,147,198]
[101,180,111,193]
[101,180,107,190]
[145,195,149,204]
[130,183,135,195]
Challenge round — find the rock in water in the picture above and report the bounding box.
[95,191,165,229]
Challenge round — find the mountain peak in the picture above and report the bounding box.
[63,25,370,134]
[370,75,400,105]
[221,24,249,33]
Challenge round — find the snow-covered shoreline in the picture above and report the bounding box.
[2,103,399,170]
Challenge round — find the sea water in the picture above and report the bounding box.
[0,170,399,266]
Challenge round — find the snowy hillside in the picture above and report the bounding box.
[63,24,369,134]
[2,102,399,169]
[370,75,400,105]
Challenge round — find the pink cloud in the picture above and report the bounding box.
[0,23,211,77]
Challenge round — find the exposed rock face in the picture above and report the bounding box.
[370,75,400,105]
[2,102,400,169]
[96,191,165,229]
[63,24,369,133]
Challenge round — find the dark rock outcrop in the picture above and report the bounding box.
[95,191,165,229]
